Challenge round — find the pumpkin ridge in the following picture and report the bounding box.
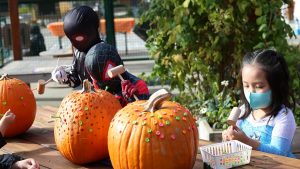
[183,104,199,168]
[67,107,76,163]
[112,111,123,169]
[138,117,149,169]
[119,113,132,169]
[155,107,176,169]
[175,105,193,168]
[129,110,142,169]
[126,107,138,169]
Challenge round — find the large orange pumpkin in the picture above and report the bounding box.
[108,89,199,169]
[54,80,122,164]
[0,74,36,137]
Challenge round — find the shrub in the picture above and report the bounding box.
[140,0,300,127]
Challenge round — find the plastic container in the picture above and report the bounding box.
[200,140,252,169]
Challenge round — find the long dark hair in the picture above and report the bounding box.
[240,49,294,119]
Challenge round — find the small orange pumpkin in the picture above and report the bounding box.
[54,80,122,164]
[0,74,36,137]
[108,89,199,169]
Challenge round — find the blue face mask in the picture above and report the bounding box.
[244,90,272,110]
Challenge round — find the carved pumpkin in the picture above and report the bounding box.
[108,89,199,169]
[0,74,36,137]
[54,80,122,164]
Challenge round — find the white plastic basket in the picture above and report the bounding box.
[200,140,252,169]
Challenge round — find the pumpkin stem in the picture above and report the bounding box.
[81,79,93,93]
[143,89,172,113]
[0,74,9,81]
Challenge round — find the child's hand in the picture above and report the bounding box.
[223,126,250,144]
[121,80,138,98]
[12,158,40,169]
[51,65,69,84]
[222,130,229,141]
[0,109,16,135]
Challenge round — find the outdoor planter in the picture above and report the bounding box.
[198,118,222,142]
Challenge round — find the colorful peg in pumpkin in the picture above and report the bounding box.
[107,65,139,101]
[227,107,241,126]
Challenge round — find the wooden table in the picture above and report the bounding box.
[1,105,299,169]
[198,140,300,169]
[0,106,201,169]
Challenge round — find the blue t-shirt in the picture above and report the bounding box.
[237,105,296,158]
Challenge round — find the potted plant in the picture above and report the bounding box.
[174,80,239,142]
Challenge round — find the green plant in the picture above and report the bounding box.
[175,80,239,129]
[140,0,300,128]
[284,46,300,125]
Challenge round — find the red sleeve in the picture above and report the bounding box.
[134,80,149,95]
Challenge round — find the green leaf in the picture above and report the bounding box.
[254,42,265,49]
[256,16,266,25]
[255,7,262,16]
[189,17,195,26]
[237,1,249,13]
[258,24,267,32]
[262,32,267,39]
[183,0,190,8]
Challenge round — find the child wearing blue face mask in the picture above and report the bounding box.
[222,49,296,158]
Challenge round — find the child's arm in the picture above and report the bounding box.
[225,124,295,157]
[12,158,40,169]
[121,72,150,101]
[51,50,84,88]
[256,109,296,157]
[121,79,150,100]
[256,136,295,157]
[51,64,81,88]
[0,154,23,169]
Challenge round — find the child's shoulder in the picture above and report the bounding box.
[273,105,295,124]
